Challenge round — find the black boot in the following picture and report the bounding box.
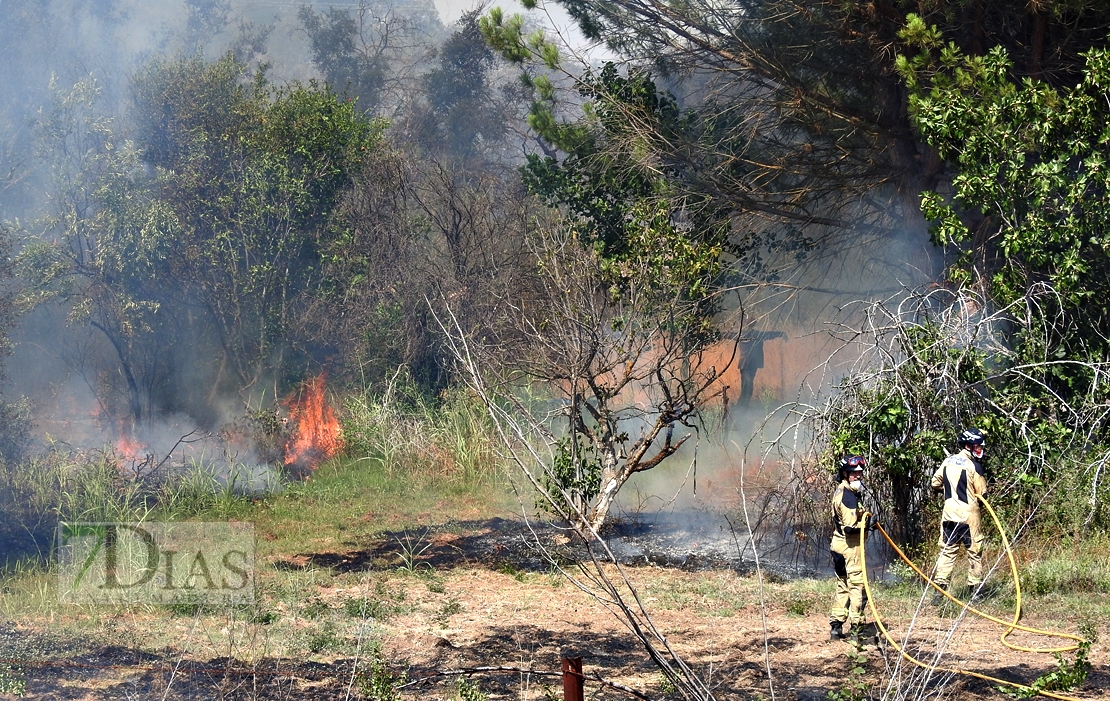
[829,621,845,641]
[930,583,949,606]
[967,581,986,603]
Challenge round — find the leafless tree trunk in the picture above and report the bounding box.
[435,301,722,701]
[433,216,735,532]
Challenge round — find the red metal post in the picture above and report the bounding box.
[562,656,584,701]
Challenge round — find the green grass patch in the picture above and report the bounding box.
[247,455,514,558]
[1022,546,1110,595]
[642,571,749,616]
[342,381,502,486]
[343,595,402,620]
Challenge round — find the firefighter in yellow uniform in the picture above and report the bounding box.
[930,428,988,594]
[829,455,874,642]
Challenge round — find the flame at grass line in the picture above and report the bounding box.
[114,433,150,462]
[93,402,151,466]
[283,375,345,472]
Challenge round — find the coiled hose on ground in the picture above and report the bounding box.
[859,496,1088,700]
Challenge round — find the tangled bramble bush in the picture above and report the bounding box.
[765,281,1110,571]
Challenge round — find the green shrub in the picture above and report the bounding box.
[786,595,814,617]
[1000,625,1095,698]
[456,678,488,701]
[305,622,343,653]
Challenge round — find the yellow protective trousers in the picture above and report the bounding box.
[829,532,865,625]
[933,520,985,587]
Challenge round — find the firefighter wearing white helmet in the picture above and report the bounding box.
[828,454,873,642]
[930,428,988,594]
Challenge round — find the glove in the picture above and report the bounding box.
[867,519,879,533]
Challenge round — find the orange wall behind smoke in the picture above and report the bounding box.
[558,331,837,412]
[708,331,838,407]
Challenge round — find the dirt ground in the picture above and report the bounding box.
[389,571,1110,701]
[1,517,1107,700]
[371,521,1110,701]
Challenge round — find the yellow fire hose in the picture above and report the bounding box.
[857,496,1088,700]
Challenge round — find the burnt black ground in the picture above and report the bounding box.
[277,512,834,580]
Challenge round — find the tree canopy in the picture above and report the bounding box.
[804,15,1110,539]
[6,0,1110,537]
[20,56,383,428]
[486,0,1110,253]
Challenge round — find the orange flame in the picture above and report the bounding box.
[283,376,344,471]
[115,434,148,460]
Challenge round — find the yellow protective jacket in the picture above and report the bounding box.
[930,449,987,524]
[830,480,867,549]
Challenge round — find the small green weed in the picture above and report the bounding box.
[456,677,488,701]
[495,562,526,581]
[884,559,925,596]
[162,593,213,617]
[826,649,869,701]
[305,622,342,653]
[357,643,406,701]
[343,579,407,619]
[344,596,394,620]
[545,566,563,588]
[998,622,1095,698]
[396,529,433,573]
[249,606,279,625]
[435,596,464,626]
[658,672,678,696]
[538,436,602,519]
[0,663,25,696]
[301,596,330,618]
[786,595,814,616]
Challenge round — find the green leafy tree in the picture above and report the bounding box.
[21,58,382,427]
[410,8,509,162]
[315,144,540,393]
[475,9,744,530]
[518,64,716,258]
[0,223,29,465]
[0,2,63,217]
[298,1,441,116]
[484,1,1110,261]
[20,76,179,429]
[446,197,732,531]
[900,16,1110,346]
[183,0,230,54]
[130,54,383,397]
[820,16,1110,532]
